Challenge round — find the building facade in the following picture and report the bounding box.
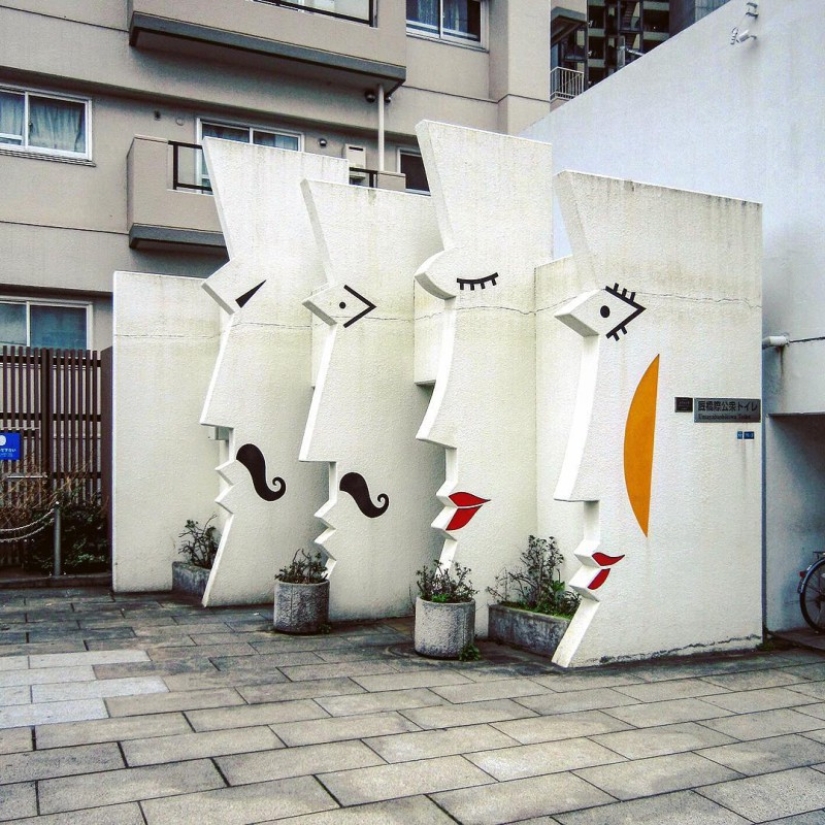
[0,0,578,352]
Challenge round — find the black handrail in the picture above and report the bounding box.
[170,141,212,193]
[254,0,375,27]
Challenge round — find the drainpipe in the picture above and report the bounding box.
[377,83,385,173]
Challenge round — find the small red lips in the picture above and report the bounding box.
[446,492,490,531]
[587,553,625,591]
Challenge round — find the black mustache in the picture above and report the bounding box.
[236,444,286,502]
[339,472,389,518]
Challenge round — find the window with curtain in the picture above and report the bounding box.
[406,0,483,43]
[0,89,89,158]
[198,120,301,189]
[0,302,89,350]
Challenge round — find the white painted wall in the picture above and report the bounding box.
[112,271,220,591]
[524,0,825,631]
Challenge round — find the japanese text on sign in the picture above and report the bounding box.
[694,398,761,423]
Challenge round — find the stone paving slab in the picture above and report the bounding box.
[35,713,193,749]
[186,698,329,732]
[0,664,95,688]
[272,795,457,824]
[0,727,31,755]
[9,802,146,825]
[122,725,283,766]
[236,677,365,705]
[699,668,808,690]
[590,720,737,759]
[432,772,615,824]
[318,754,495,805]
[610,678,730,702]
[0,655,27,671]
[603,696,734,728]
[400,698,538,729]
[364,723,520,763]
[700,707,825,740]
[0,685,30,705]
[33,675,168,702]
[271,710,422,746]
[465,736,626,781]
[140,776,338,825]
[105,687,245,717]
[698,732,825,775]
[315,687,446,717]
[0,698,108,729]
[699,687,819,714]
[574,751,743,800]
[553,789,751,824]
[217,740,385,786]
[0,780,37,821]
[492,709,632,744]
[38,759,226,814]
[350,669,474,692]
[29,650,149,668]
[698,765,825,822]
[0,742,123,783]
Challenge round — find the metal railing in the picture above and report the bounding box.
[550,67,585,103]
[171,141,391,193]
[253,0,375,26]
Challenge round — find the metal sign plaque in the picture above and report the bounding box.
[694,398,761,423]
[0,432,21,461]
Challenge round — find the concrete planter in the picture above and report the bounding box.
[488,603,570,658]
[273,579,329,634]
[172,561,210,600]
[414,596,475,659]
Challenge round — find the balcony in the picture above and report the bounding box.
[127,136,407,252]
[128,0,406,90]
[550,67,585,104]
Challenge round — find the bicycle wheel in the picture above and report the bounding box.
[800,558,825,631]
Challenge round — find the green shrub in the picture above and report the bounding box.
[416,559,476,603]
[276,549,327,583]
[487,535,580,619]
[177,517,219,570]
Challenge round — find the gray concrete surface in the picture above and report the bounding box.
[1,586,824,823]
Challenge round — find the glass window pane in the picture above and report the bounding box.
[30,306,87,350]
[0,91,24,146]
[201,123,249,143]
[407,0,439,35]
[443,0,481,41]
[400,152,429,193]
[0,304,27,346]
[253,131,299,150]
[29,96,86,154]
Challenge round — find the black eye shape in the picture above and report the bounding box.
[235,279,266,308]
[604,283,645,341]
[457,272,498,291]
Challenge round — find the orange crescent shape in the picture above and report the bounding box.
[624,355,659,536]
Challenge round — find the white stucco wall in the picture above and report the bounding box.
[524,0,825,631]
[112,271,220,591]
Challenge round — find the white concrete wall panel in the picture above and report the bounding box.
[549,172,762,667]
[112,271,220,591]
[300,181,443,619]
[414,122,554,635]
[200,139,350,606]
[524,0,824,637]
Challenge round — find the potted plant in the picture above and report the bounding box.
[414,559,478,660]
[487,535,580,658]
[172,517,219,599]
[273,549,330,634]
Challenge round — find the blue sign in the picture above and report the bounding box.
[0,433,21,461]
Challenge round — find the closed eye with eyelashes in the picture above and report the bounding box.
[457,272,498,291]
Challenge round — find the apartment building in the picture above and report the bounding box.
[0,0,588,352]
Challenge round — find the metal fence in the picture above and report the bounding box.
[0,347,107,566]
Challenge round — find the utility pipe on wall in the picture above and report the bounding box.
[377,83,385,172]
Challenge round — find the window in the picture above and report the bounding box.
[0,301,89,350]
[0,89,90,159]
[198,120,301,189]
[399,150,429,194]
[406,0,484,44]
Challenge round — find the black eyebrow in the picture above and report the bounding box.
[235,279,266,308]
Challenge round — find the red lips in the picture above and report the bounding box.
[587,553,625,590]
[446,492,490,531]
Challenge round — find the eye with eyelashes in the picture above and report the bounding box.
[602,283,645,340]
[338,284,376,328]
[457,272,498,292]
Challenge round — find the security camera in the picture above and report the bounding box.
[364,90,377,103]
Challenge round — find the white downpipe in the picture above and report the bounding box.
[377,84,385,172]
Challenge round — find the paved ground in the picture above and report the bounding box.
[2,587,825,824]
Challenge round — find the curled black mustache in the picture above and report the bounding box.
[236,444,286,502]
[339,472,389,518]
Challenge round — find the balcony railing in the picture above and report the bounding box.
[170,141,407,194]
[253,0,375,26]
[550,67,585,103]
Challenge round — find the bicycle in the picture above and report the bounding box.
[798,551,825,630]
